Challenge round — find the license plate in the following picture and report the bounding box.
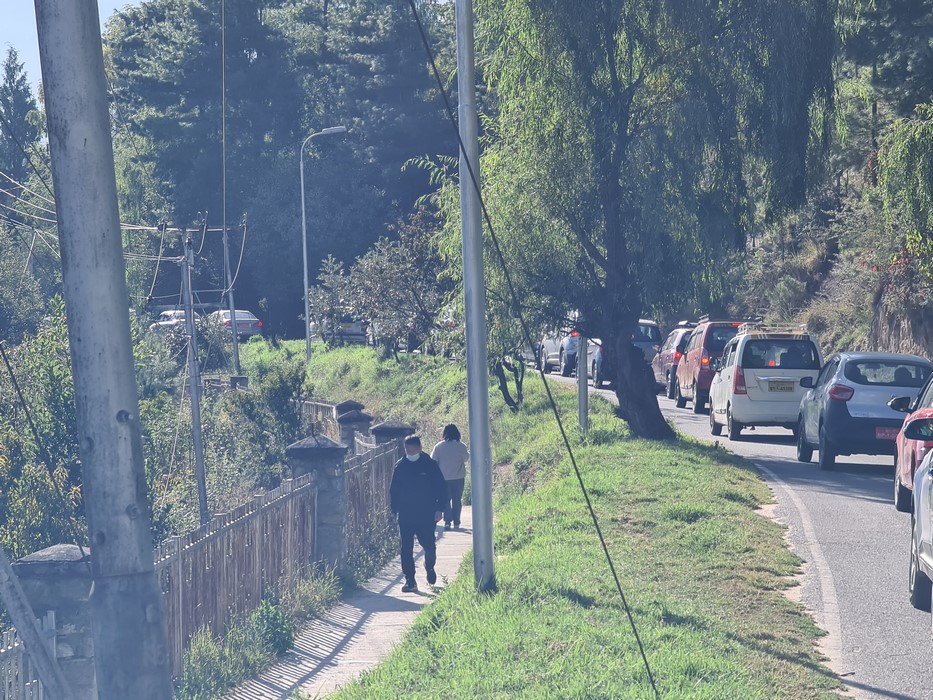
[768,382,795,392]
[876,427,899,440]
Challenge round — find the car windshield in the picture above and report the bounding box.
[706,326,739,354]
[222,311,257,322]
[741,339,820,370]
[636,324,661,343]
[843,360,932,388]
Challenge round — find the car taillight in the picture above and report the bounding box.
[257,321,263,327]
[700,349,710,369]
[674,351,682,362]
[224,321,232,327]
[828,384,854,401]
[734,367,747,395]
[570,331,579,337]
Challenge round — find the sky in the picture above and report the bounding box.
[2,2,135,91]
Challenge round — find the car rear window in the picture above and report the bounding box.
[705,326,739,354]
[843,361,932,387]
[740,339,820,370]
[635,324,661,343]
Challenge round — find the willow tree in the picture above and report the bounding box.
[475,0,836,438]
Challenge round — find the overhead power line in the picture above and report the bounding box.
[404,2,661,697]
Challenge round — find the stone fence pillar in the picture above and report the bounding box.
[370,421,416,458]
[337,409,374,455]
[12,544,97,700]
[285,434,350,572]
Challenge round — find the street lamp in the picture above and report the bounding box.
[300,126,347,362]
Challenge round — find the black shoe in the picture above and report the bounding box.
[453,522,460,529]
[426,567,437,585]
[444,522,451,531]
[402,580,418,593]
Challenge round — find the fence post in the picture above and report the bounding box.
[370,421,416,460]
[337,410,374,455]
[12,545,96,700]
[286,434,350,573]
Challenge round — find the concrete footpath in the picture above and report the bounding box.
[225,507,473,700]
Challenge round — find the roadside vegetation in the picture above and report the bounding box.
[290,345,840,699]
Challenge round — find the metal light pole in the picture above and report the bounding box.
[33,1,173,696]
[456,0,496,591]
[300,126,347,363]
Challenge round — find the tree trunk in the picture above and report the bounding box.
[611,336,674,439]
[492,360,520,413]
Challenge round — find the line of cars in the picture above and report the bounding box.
[656,317,933,632]
[149,308,264,340]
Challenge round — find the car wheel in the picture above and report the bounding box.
[710,408,722,436]
[818,424,835,470]
[910,514,932,611]
[666,372,676,400]
[692,393,706,415]
[727,406,741,440]
[541,348,553,373]
[675,381,687,409]
[796,419,812,463]
[559,350,572,377]
[592,361,604,389]
[895,460,913,513]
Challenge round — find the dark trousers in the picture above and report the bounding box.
[444,478,465,525]
[399,520,436,583]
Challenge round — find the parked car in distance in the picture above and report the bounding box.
[797,352,933,470]
[652,322,696,398]
[904,417,933,612]
[149,309,187,333]
[540,330,580,377]
[208,309,264,340]
[586,320,663,389]
[890,376,933,512]
[709,324,821,440]
[311,318,368,345]
[675,319,743,413]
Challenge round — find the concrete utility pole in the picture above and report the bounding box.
[300,126,347,363]
[33,2,173,698]
[455,0,495,591]
[223,226,241,375]
[181,237,210,525]
[578,337,589,435]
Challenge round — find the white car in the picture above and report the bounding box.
[149,309,187,333]
[539,330,580,376]
[709,324,822,440]
[907,417,933,614]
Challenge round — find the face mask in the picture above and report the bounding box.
[406,453,419,462]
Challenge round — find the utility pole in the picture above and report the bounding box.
[455,0,495,591]
[33,2,173,697]
[222,223,241,376]
[181,236,210,525]
[578,337,589,435]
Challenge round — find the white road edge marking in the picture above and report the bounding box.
[755,462,853,694]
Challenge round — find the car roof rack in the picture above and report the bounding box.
[676,320,697,328]
[736,322,808,337]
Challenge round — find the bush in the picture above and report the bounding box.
[250,598,295,656]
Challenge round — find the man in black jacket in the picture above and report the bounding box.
[390,434,447,592]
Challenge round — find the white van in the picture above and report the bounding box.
[709,324,822,440]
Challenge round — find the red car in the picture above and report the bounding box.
[675,319,742,413]
[892,377,933,512]
[651,322,695,398]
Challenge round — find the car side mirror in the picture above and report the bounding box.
[800,376,814,389]
[888,396,913,413]
[711,359,721,372]
[904,418,933,441]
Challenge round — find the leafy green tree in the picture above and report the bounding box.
[0,47,40,186]
[467,0,836,437]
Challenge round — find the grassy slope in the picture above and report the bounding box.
[249,344,839,699]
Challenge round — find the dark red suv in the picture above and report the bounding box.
[651,323,695,398]
[675,320,742,413]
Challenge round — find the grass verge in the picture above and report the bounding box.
[262,344,841,699]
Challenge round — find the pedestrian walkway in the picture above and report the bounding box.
[225,507,473,700]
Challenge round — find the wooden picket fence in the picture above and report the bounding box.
[153,473,318,678]
[0,613,55,700]
[345,442,398,556]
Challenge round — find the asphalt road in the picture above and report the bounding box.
[558,376,933,699]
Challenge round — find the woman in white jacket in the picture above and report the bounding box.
[431,424,469,530]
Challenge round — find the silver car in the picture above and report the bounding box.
[208,309,264,340]
[906,418,933,615]
[797,352,932,470]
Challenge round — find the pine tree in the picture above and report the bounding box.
[0,47,40,185]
